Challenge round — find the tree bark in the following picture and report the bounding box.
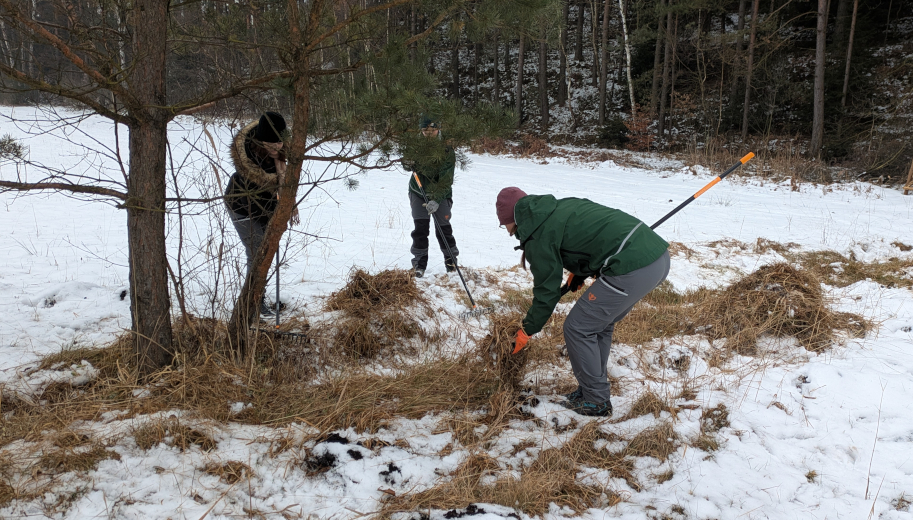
[539,34,548,132]
[558,0,568,106]
[618,0,635,113]
[729,0,747,113]
[809,0,827,157]
[451,40,459,99]
[493,30,500,104]
[473,42,481,105]
[649,0,665,115]
[228,0,312,357]
[128,0,172,374]
[840,0,858,107]
[574,0,584,61]
[657,6,673,138]
[516,35,525,128]
[741,0,759,142]
[833,0,849,49]
[598,0,610,125]
[589,0,599,87]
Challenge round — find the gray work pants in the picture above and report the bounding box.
[564,250,671,403]
[228,209,267,276]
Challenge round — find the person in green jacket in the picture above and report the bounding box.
[495,187,670,417]
[403,116,459,278]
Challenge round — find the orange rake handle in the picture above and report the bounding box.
[650,153,754,230]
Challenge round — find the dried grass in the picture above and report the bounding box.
[383,448,612,517]
[38,444,120,475]
[702,263,865,353]
[0,480,14,506]
[477,312,528,391]
[322,268,428,358]
[563,422,640,491]
[700,404,730,434]
[623,421,678,462]
[133,418,216,452]
[202,461,253,484]
[796,250,913,289]
[616,391,675,422]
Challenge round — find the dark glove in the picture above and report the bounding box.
[560,273,587,296]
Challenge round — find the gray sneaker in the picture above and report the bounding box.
[413,268,425,278]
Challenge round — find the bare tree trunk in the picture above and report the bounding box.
[558,0,568,106]
[649,0,665,114]
[618,0,635,113]
[575,0,584,61]
[741,0,759,142]
[493,30,500,104]
[840,0,858,107]
[729,0,747,113]
[451,41,459,99]
[657,7,673,138]
[229,0,312,357]
[539,34,548,132]
[598,0,610,125]
[128,0,172,374]
[810,0,827,157]
[516,35,525,128]
[589,0,599,87]
[833,0,850,49]
[473,42,481,105]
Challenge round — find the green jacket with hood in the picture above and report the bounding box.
[406,143,455,202]
[513,194,669,335]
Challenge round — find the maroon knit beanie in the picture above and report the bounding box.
[496,187,527,226]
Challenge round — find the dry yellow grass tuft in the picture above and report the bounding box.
[133,419,216,452]
[384,448,614,517]
[38,444,120,475]
[616,391,675,422]
[624,421,678,462]
[563,422,640,491]
[702,263,865,353]
[322,268,429,358]
[202,461,253,484]
[477,311,528,391]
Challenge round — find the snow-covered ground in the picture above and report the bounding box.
[2,108,913,519]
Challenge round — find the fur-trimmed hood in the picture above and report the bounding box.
[230,121,279,188]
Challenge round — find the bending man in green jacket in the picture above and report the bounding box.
[403,116,459,278]
[496,187,670,417]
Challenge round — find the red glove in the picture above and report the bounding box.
[512,329,530,354]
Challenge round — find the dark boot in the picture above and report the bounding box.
[444,257,457,273]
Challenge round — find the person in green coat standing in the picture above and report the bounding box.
[403,116,459,278]
[495,187,670,417]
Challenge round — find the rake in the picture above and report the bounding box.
[560,152,755,296]
[412,172,494,320]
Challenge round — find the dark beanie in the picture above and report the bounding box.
[419,114,440,129]
[496,187,528,226]
[254,112,286,143]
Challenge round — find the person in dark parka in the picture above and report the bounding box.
[496,187,671,417]
[225,111,298,315]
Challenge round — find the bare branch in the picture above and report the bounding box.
[0,180,127,199]
[0,0,139,107]
[0,64,130,123]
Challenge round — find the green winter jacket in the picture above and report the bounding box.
[406,144,456,202]
[514,194,669,335]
